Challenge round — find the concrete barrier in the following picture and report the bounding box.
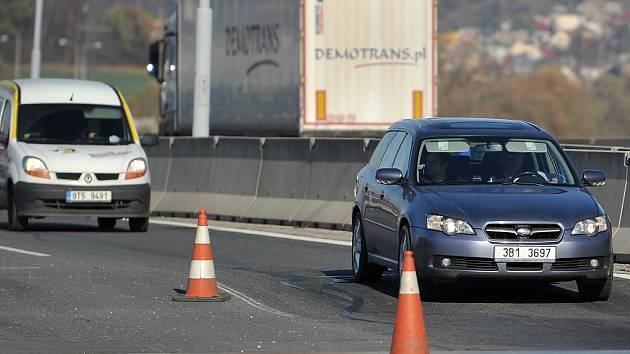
[245,138,311,223]
[146,136,630,259]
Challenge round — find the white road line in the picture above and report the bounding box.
[150,219,352,246]
[0,245,50,257]
[217,283,296,318]
[614,273,630,280]
[0,266,41,270]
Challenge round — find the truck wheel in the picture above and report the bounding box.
[352,214,383,283]
[97,218,117,230]
[577,259,613,302]
[129,217,149,232]
[7,190,28,231]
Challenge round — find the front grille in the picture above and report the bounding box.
[485,223,562,242]
[435,256,497,271]
[506,262,543,271]
[552,258,600,271]
[42,199,131,211]
[95,173,120,181]
[55,173,81,180]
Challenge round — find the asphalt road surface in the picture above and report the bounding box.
[1,214,630,353]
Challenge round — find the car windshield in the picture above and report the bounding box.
[417,138,576,186]
[17,104,133,145]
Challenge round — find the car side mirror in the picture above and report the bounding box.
[140,133,159,147]
[582,170,606,187]
[376,168,404,185]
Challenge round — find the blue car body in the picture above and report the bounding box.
[353,118,613,299]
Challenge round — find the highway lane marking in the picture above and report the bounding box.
[150,219,352,246]
[0,266,41,270]
[614,273,630,280]
[0,245,50,257]
[217,283,297,318]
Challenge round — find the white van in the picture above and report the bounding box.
[0,79,153,232]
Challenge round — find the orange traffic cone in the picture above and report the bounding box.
[390,250,429,354]
[172,209,230,302]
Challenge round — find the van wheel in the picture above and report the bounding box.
[577,259,613,302]
[129,217,149,232]
[7,190,28,231]
[352,214,383,283]
[97,218,117,230]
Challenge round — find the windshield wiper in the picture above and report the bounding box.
[503,180,546,187]
[19,137,68,144]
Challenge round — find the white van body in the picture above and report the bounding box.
[0,79,151,232]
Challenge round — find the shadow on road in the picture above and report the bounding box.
[323,269,585,304]
[0,220,134,233]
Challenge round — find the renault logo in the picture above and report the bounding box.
[84,174,93,184]
[516,227,532,237]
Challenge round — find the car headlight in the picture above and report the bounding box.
[572,216,607,236]
[23,156,50,179]
[125,158,147,179]
[427,214,475,236]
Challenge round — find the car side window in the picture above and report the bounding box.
[369,131,396,170]
[378,132,406,169]
[0,100,10,143]
[393,133,412,175]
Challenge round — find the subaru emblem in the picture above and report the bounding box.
[516,227,532,237]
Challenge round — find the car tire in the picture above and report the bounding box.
[576,259,613,302]
[352,214,383,283]
[7,189,28,231]
[97,218,117,230]
[398,225,434,299]
[129,217,149,232]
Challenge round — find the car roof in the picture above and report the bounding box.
[10,79,121,106]
[390,118,553,140]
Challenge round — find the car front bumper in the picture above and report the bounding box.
[410,227,612,281]
[13,182,150,218]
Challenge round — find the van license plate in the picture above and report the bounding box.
[65,191,112,203]
[494,246,556,262]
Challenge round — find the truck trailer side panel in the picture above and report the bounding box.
[302,0,437,134]
[178,0,301,136]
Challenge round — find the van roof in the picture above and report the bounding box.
[10,79,121,106]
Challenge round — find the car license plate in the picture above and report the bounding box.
[65,191,112,203]
[493,246,556,262]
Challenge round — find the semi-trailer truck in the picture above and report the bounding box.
[148,0,437,136]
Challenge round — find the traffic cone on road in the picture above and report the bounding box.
[390,250,429,354]
[172,209,230,302]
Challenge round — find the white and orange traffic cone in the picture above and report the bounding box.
[390,250,429,354]
[172,209,230,302]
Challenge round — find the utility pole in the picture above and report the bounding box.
[192,0,212,137]
[30,0,44,78]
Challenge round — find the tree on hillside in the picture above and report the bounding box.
[439,65,605,138]
[0,0,34,78]
[592,75,630,137]
[102,4,154,65]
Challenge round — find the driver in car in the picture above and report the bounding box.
[420,152,449,184]
[501,151,524,180]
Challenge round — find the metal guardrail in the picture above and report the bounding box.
[144,136,630,259]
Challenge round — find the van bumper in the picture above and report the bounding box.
[13,182,150,218]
